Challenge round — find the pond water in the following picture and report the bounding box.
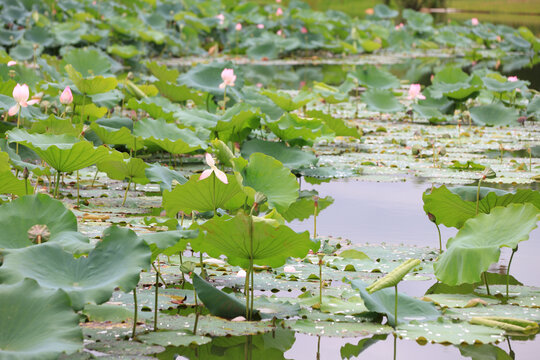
[285,179,540,359]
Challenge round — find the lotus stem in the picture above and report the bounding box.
[319,257,323,306]
[80,95,86,123]
[152,262,160,331]
[506,247,517,301]
[54,171,61,199]
[250,264,254,320]
[24,177,28,195]
[483,271,491,296]
[16,111,20,154]
[76,170,80,206]
[394,284,398,328]
[193,287,199,335]
[316,336,321,360]
[91,168,98,187]
[122,177,132,206]
[132,288,138,339]
[222,87,227,112]
[199,252,207,280]
[393,333,397,360]
[475,179,482,215]
[248,206,255,320]
[313,197,318,239]
[179,252,185,284]
[435,222,442,253]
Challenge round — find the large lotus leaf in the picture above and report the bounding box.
[133,118,206,154]
[373,4,398,18]
[176,108,219,129]
[215,103,261,134]
[482,77,527,93]
[412,104,448,123]
[29,115,83,137]
[261,89,316,112]
[361,89,403,113]
[145,162,187,192]
[396,318,505,345]
[306,110,362,138]
[240,139,318,171]
[162,173,241,216]
[140,230,194,260]
[403,9,433,32]
[459,344,513,360]
[243,90,284,120]
[127,97,178,121]
[313,80,352,104]
[285,319,392,338]
[61,48,113,77]
[434,204,539,286]
[232,152,299,214]
[90,117,140,150]
[0,151,29,196]
[98,157,149,184]
[0,194,77,250]
[423,185,540,228]
[153,80,205,105]
[0,139,50,176]
[350,65,400,89]
[65,65,118,95]
[146,61,180,83]
[197,212,316,269]
[192,272,254,320]
[0,279,82,359]
[349,279,440,327]
[0,226,151,310]
[469,104,519,126]
[138,330,211,348]
[246,40,279,60]
[177,62,243,101]
[282,190,334,222]
[7,129,109,173]
[266,113,331,147]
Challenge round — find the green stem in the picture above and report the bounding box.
[506,247,517,301]
[132,288,138,339]
[435,223,442,253]
[152,262,160,331]
[179,252,185,284]
[122,177,132,206]
[476,179,482,215]
[24,177,28,195]
[313,204,318,239]
[16,111,20,154]
[245,269,250,319]
[80,95,86,123]
[199,252,207,280]
[319,259,323,305]
[54,171,61,199]
[193,288,199,334]
[393,333,397,360]
[222,87,227,112]
[76,170,80,206]
[248,207,255,320]
[91,168,98,187]
[394,285,398,328]
[483,271,491,296]
[250,264,254,320]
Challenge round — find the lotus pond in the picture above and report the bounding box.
[0,0,539,359]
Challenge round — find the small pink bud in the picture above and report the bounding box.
[60,86,73,105]
[216,13,225,25]
[301,26,308,34]
[507,76,518,82]
[276,7,283,16]
[471,18,479,26]
[257,23,264,29]
[277,29,283,36]
[7,60,16,67]
[235,23,242,31]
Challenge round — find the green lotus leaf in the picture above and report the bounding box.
[0,151,29,196]
[192,272,256,320]
[197,212,316,269]
[0,279,83,359]
[469,104,519,126]
[30,115,83,137]
[146,61,179,83]
[0,139,50,176]
[232,152,299,214]
[349,65,400,89]
[140,230,194,260]
[373,4,398,18]
[83,304,132,322]
[261,89,316,112]
[162,173,241,216]
[7,129,110,173]
[10,43,37,61]
[341,334,388,359]
[107,44,139,58]
[306,110,362,138]
[177,108,219,129]
[145,162,188,192]
[482,77,528,92]
[459,344,513,360]
[154,80,205,105]
[0,194,79,250]
[61,47,113,77]
[286,319,392,338]
[423,185,540,228]
[133,118,206,154]
[434,204,539,286]
[241,139,318,171]
[527,95,540,117]
[90,117,141,150]
[177,62,243,101]
[396,318,505,345]
[98,156,149,184]
[402,9,433,32]
[366,259,421,293]
[246,40,279,60]
[65,64,118,95]
[127,97,178,121]
[313,79,354,104]
[266,113,331,147]
[412,104,448,123]
[243,90,285,120]
[139,330,211,347]
[422,293,498,309]
[215,103,261,134]
[281,190,334,222]
[360,40,382,53]
[349,279,440,327]
[0,226,151,310]
[361,89,403,113]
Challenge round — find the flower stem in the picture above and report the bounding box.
[122,177,132,206]
[152,262,160,331]
[16,111,20,154]
[193,287,199,335]
[483,271,491,296]
[394,284,398,328]
[435,222,442,253]
[132,288,138,339]
[76,170,80,206]
[476,179,482,215]
[245,268,250,319]
[319,259,323,305]
[54,171,61,199]
[506,247,517,301]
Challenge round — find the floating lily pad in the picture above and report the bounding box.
[285,319,392,337]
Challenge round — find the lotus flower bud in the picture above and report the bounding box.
[23,167,29,179]
[427,213,436,223]
[480,167,496,180]
[60,86,73,105]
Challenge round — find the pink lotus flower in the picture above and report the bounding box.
[365,8,374,15]
[276,7,283,16]
[216,13,225,25]
[8,84,39,116]
[256,83,263,88]
[407,84,426,100]
[276,0,281,3]
[277,29,283,36]
[301,27,308,34]
[199,153,228,184]
[395,23,404,30]
[219,68,236,89]
[236,269,246,277]
[235,23,242,31]
[507,76,518,82]
[284,265,297,273]
[7,60,16,67]
[471,18,479,26]
[59,86,73,105]
[257,23,265,29]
